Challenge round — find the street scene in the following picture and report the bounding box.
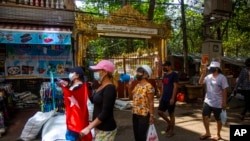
[1,0,250,141]
[0,96,249,141]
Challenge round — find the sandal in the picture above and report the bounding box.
[211,136,222,141]
[199,134,211,140]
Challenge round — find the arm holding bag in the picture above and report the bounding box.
[146,124,159,141]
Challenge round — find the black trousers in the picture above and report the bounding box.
[133,114,150,141]
[241,90,250,115]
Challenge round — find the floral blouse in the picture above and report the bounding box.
[132,82,155,116]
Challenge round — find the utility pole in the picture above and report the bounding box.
[181,0,188,73]
[202,0,232,62]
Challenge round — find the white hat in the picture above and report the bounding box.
[208,61,220,69]
[139,65,152,77]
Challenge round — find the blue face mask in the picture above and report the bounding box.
[94,72,102,82]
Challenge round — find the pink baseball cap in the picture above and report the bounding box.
[90,60,115,73]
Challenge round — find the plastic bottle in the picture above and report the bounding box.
[56,78,68,87]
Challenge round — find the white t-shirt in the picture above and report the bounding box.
[203,73,229,108]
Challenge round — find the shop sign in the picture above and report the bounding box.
[0,31,71,45]
[5,44,73,79]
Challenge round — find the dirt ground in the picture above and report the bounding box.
[1,97,250,141]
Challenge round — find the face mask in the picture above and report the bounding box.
[94,72,102,82]
[209,67,216,73]
[135,74,143,81]
[163,68,168,72]
[68,73,75,81]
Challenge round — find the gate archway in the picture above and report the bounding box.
[74,5,171,68]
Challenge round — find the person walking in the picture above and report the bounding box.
[80,60,117,141]
[199,61,228,141]
[127,65,155,141]
[157,61,178,138]
[58,66,92,141]
[235,58,250,120]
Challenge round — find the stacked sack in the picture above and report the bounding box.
[12,91,39,109]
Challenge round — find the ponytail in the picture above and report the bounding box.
[108,73,118,89]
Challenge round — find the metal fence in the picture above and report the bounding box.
[83,56,160,99]
[84,56,160,79]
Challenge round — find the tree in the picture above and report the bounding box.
[78,0,172,59]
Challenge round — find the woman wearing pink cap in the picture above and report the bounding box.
[80,60,117,141]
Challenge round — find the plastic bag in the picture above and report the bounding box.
[220,110,227,125]
[146,124,159,141]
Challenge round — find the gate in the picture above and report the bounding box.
[83,56,162,99]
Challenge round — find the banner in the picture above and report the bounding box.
[0,31,71,45]
[5,44,73,78]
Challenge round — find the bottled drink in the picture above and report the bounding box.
[56,78,68,87]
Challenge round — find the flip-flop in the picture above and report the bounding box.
[199,135,211,140]
[211,136,222,141]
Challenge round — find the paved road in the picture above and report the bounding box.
[115,97,250,141]
[1,96,249,141]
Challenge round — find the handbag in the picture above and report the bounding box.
[146,124,159,141]
[220,110,227,125]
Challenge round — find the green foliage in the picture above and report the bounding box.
[80,0,250,58]
[221,0,250,57]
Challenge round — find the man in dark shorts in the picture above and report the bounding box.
[158,61,179,138]
[199,61,228,141]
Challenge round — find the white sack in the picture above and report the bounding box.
[42,114,67,141]
[20,110,56,141]
[114,99,132,110]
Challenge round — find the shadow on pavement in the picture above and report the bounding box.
[0,97,249,141]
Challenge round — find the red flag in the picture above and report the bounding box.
[62,82,92,141]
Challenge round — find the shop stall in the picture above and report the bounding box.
[0,24,73,135]
[0,24,73,79]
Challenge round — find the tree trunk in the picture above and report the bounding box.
[123,0,128,6]
[148,0,155,22]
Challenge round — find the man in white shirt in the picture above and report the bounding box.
[198,61,228,141]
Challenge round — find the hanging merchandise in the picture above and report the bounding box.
[40,72,64,112]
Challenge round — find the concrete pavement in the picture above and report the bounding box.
[0,96,249,141]
[115,96,250,141]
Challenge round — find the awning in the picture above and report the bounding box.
[0,24,72,45]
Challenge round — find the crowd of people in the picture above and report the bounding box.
[57,57,250,141]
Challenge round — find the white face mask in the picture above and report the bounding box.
[68,73,75,81]
[94,72,102,82]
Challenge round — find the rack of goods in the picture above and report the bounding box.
[40,81,64,113]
